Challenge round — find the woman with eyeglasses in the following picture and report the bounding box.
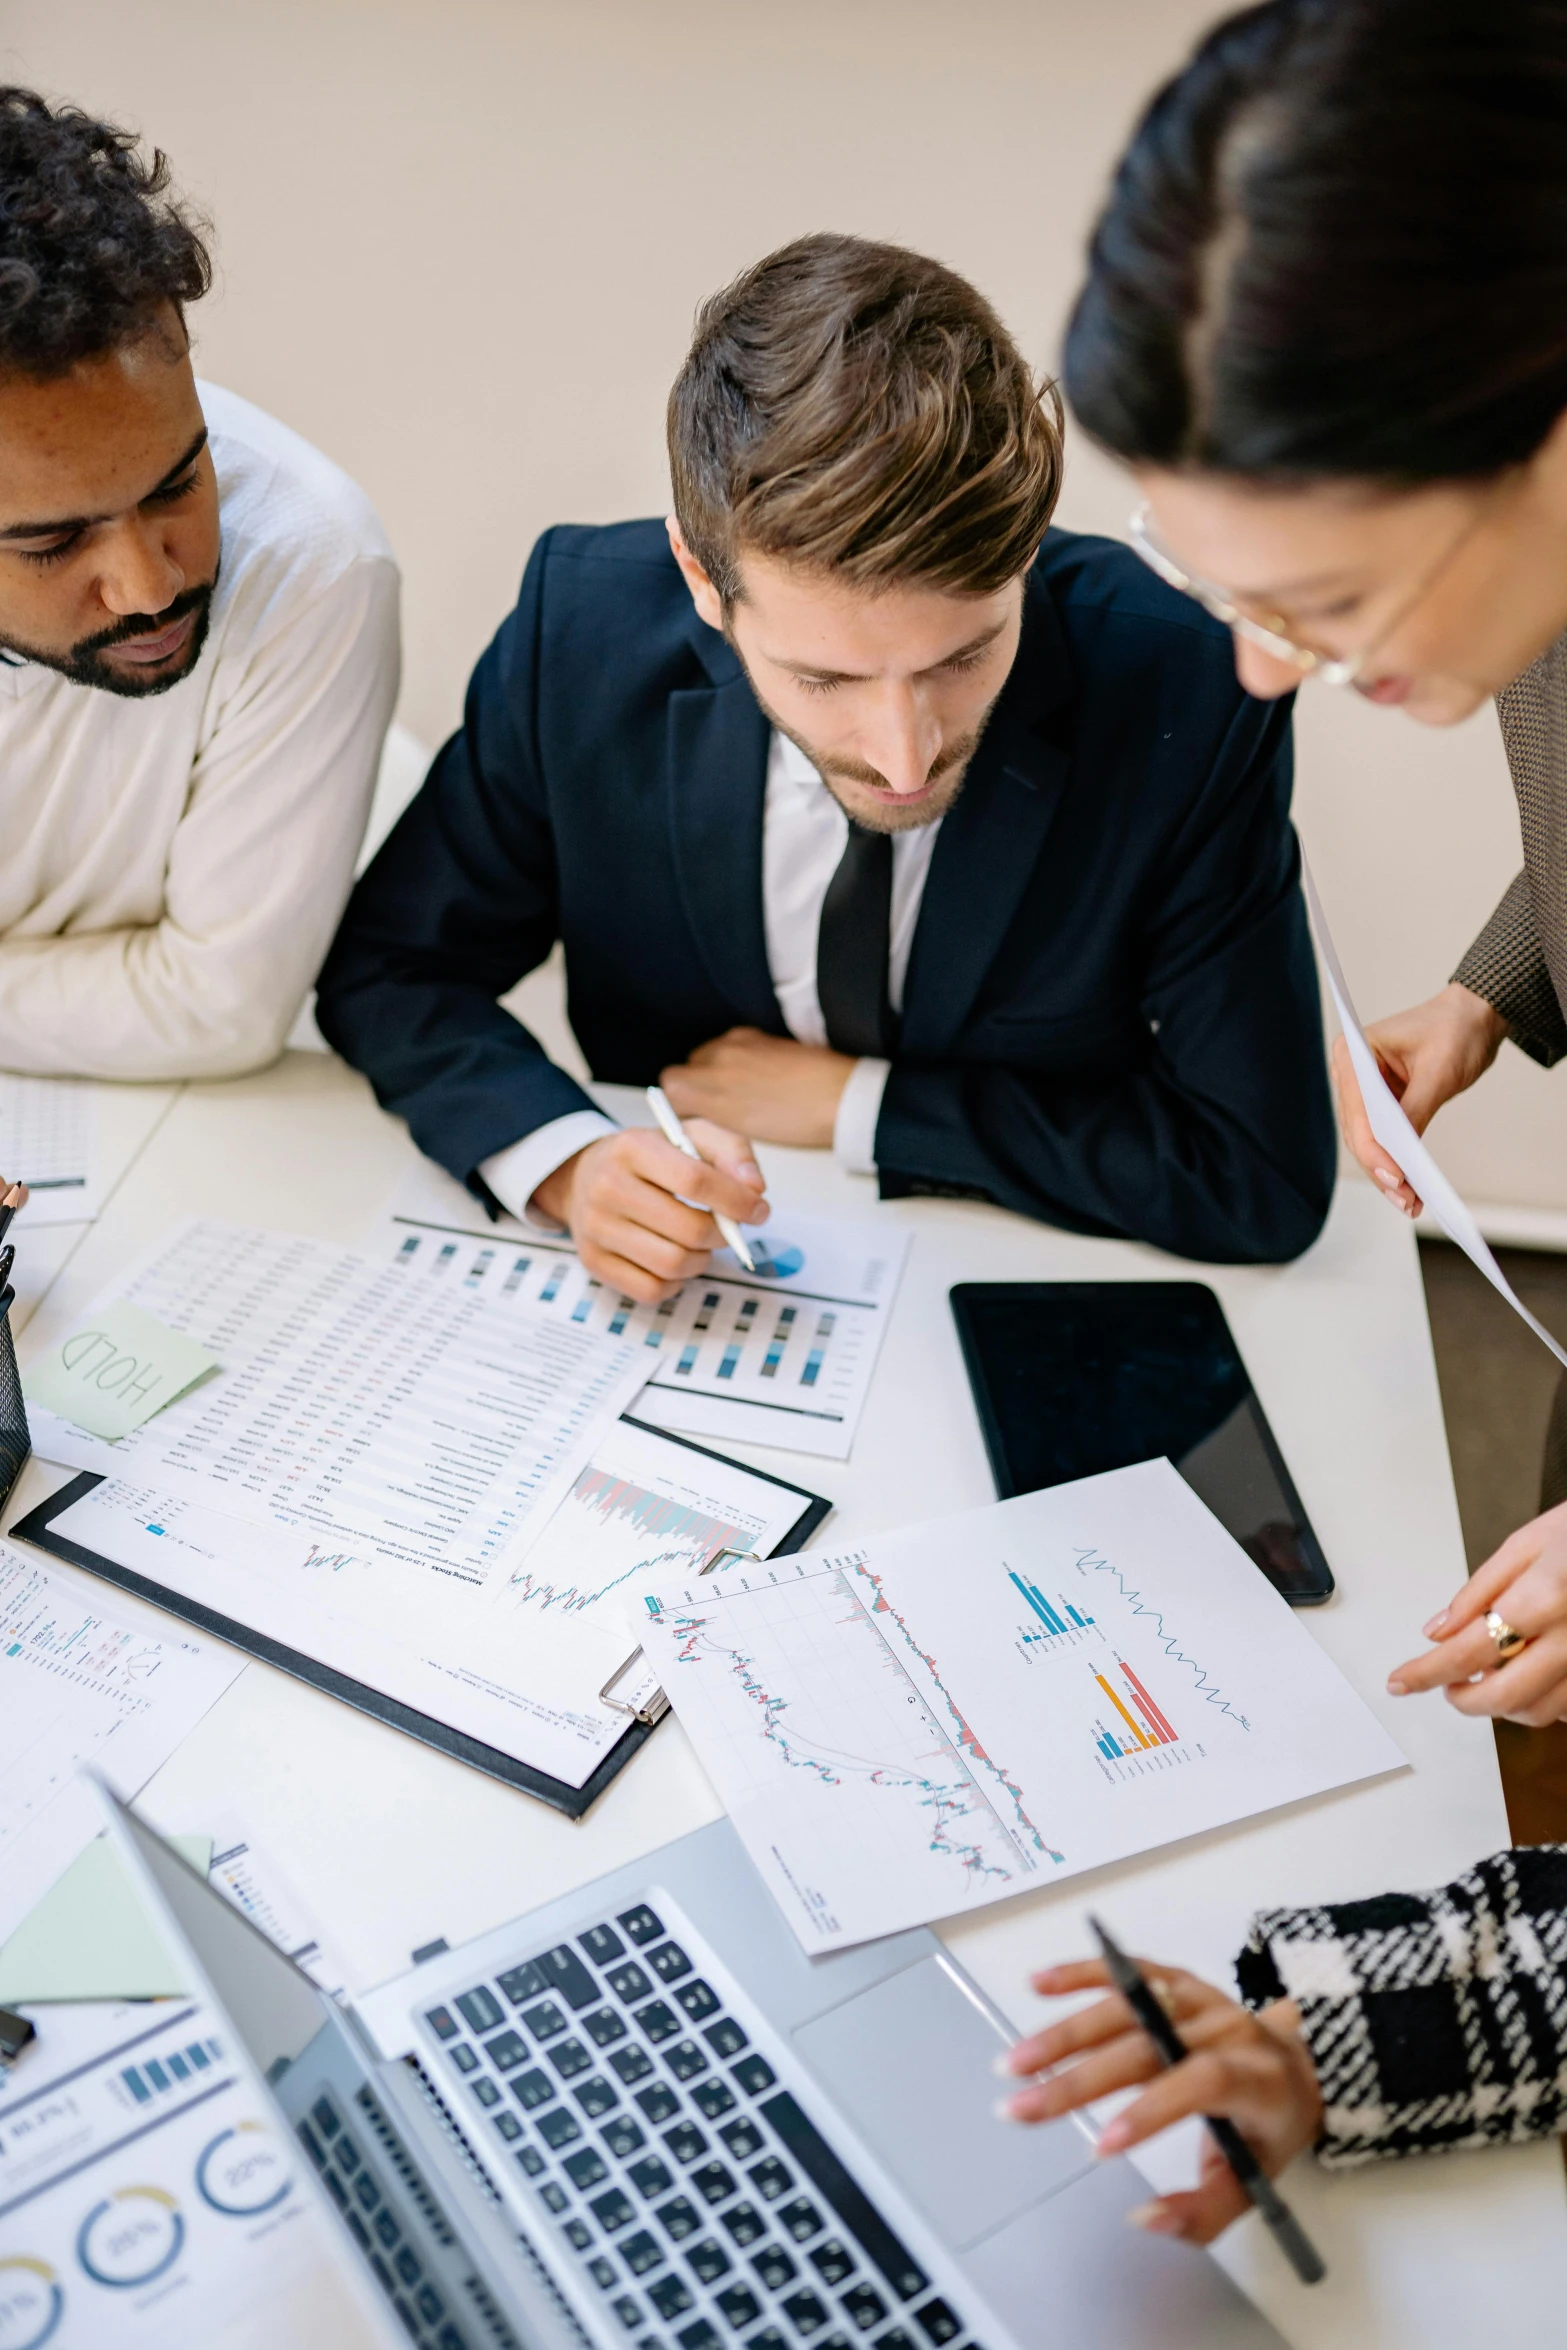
[996,0,1567,2250]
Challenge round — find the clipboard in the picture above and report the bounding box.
[10,1416,832,1823]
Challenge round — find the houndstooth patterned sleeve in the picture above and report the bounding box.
[1452,870,1567,1066]
[1236,1847,1567,2169]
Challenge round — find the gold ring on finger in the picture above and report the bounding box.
[1485,1609,1530,1664]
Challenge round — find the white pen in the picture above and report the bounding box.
[644,1085,758,1273]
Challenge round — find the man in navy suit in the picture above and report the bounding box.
[318,235,1333,1301]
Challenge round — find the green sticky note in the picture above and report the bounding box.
[24,1299,218,1440]
[0,1833,200,2004]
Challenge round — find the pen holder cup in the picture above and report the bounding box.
[0,1285,32,1514]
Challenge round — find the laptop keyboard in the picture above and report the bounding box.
[419,1900,982,2350]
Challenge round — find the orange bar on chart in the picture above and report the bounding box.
[1094,1673,1153,1749]
[1119,1659,1178,1745]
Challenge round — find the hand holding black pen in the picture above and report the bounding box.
[995,1924,1327,2280]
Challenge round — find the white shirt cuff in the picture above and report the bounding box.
[479,1110,619,1229]
[833,1058,890,1176]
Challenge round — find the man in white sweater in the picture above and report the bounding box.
[0,87,398,1079]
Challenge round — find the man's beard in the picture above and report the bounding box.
[727,638,1000,834]
[0,580,215,698]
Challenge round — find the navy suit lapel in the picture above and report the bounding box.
[665,629,785,1031]
[900,584,1075,1059]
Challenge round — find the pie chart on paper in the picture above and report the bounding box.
[743,1238,805,1280]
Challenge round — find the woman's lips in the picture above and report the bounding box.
[109,611,196,666]
[1355,672,1413,706]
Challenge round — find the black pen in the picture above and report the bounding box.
[1088,1915,1326,2287]
[0,1244,15,1293]
[0,1182,25,1248]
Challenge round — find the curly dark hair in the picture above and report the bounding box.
[0,85,210,377]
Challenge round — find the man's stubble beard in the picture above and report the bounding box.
[0,578,215,699]
[727,635,1003,836]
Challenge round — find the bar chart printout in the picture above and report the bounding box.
[367,1160,912,1459]
[636,1461,1406,1954]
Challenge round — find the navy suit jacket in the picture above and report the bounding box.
[317,522,1334,1263]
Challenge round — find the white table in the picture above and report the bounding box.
[8,1048,1566,2347]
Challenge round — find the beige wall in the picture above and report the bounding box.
[6,0,1556,1220]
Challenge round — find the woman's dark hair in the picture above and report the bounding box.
[0,85,210,378]
[1064,0,1567,483]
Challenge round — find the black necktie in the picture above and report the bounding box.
[816,822,896,1058]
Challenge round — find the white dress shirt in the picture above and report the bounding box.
[481,729,942,1220]
[0,381,399,1079]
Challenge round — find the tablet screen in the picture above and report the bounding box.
[950,1281,1333,1604]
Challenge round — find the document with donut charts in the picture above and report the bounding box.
[0,1967,383,2348]
[637,1460,1407,1953]
[367,1158,911,1460]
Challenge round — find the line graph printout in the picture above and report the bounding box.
[367,1160,911,1459]
[638,1461,1406,1953]
[0,1549,241,1943]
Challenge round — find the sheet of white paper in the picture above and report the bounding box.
[638,1461,1406,1953]
[1302,860,1567,1372]
[26,1218,651,1596]
[0,1072,100,1226]
[367,1160,911,1460]
[45,1413,821,1792]
[0,1548,242,1943]
[204,1817,352,2000]
[0,1986,386,2346]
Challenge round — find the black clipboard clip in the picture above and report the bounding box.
[599,1547,762,1724]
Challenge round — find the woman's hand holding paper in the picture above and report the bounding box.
[1331,983,1509,1218]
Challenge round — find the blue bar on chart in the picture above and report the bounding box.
[502,1254,532,1292]
[539,1262,568,1303]
[571,1280,599,1324]
[801,1311,836,1387]
[1066,1603,1092,1627]
[436,1241,458,1272]
[464,1247,496,1288]
[676,1291,722,1375]
[645,1294,679,1348]
[717,1299,760,1381]
[1097,1732,1123,1760]
[608,1295,635,1335]
[760,1305,798,1379]
[122,2036,224,2104]
[1008,1570,1069,1636]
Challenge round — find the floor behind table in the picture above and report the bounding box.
[1419,1237,1567,1843]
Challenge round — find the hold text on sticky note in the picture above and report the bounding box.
[24,1299,219,1441]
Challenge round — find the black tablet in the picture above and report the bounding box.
[950,1281,1334,1605]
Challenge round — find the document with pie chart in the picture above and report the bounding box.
[637,1461,1407,1953]
[369,1159,911,1458]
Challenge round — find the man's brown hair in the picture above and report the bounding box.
[668,232,1063,603]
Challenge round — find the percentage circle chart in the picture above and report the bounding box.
[76,2186,185,2289]
[195,2120,294,2217]
[742,1238,805,1281]
[0,2257,65,2350]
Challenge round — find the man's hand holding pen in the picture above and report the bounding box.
[530,1122,767,1306]
[996,1957,1323,2248]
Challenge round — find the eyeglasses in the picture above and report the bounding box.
[1127,504,1366,685]
[1126,497,1497,690]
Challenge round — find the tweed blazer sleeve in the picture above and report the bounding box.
[1235,1846,1567,2169]
[1452,633,1567,1065]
